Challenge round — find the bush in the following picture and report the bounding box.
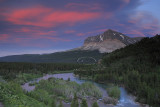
[28,89,50,105]
[92,101,99,107]
[0,82,46,107]
[71,93,79,107]
[81,99,88,107]
[80,82,102,98]
[107,86,120,99]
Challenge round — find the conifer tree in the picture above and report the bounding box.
[92,101,99,107]
[81,99,88,107]
[71,93,79,107]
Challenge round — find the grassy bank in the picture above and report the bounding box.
[0,82,47,107]
[27,77,102,103]
[0,62,88,107]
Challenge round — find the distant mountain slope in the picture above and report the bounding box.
[78,29,143,53]
[0,29,144,63]
[0,50,102,63]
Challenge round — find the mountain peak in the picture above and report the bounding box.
[79,29,143,53]
[105,29,115,32]
[103,29,118,33]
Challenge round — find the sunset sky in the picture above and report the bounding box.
[0,0,160,57]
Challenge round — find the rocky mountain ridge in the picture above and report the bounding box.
[0,29,144,63]
[78,29,143,53]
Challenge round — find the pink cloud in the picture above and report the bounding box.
[44,11,100,25]
[124,30,145,37]
[0,34,9,41]
[76,33,85,36]
[128,11,160,35]
[0,27,70,47]
[13,27,57,36]
[76,29,107,37]
[1,6,101,27]
[10,35,71,48]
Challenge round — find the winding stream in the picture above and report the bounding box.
[22,73,141,107]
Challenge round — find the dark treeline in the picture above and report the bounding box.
[74,35,160,107]
[0,50,102,63]
[0,62,85,80]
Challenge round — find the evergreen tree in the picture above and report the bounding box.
[67,77,70,81]
[81,99,88,107]
[71,93,79,107]
[92,101,99,107]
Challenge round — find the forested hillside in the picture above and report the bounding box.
[0,50,102,63]
[0,62,84,81]
[74,35,160,107]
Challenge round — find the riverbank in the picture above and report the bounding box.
[74,73,148,107]
[22,72,142,107]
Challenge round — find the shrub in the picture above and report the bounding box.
[92,101,99,107]
[107,86,120,99]
[71,93,79,107]
[81,99,88,107]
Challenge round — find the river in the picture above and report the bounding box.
[22,73,141,107]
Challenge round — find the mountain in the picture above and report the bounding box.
[0,29,143,63]
[78,29,143,53]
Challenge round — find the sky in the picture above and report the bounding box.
[0,0,160,57]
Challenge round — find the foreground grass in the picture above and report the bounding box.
[0,70,102,107]
[14,73,42,85]
[0,82,47,107]
[27,77,102,104]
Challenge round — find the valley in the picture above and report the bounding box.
[0,32,159,107]
[0,0,159,107]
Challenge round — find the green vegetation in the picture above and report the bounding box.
[107,86,120,99]
[15,73,42,85]
[58,101,63,107]
[29,78,102,102]
[80,82,102,98]
[0,62,85,82]
[0,62,88,107]
[0,50,102,63]
[92,102,99,107]
[81,99,88,107]
[74,35,160,107]
[50,99,56,107]
[0,72,101,107]
[0,82,47,107]
[71,93,79,107]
